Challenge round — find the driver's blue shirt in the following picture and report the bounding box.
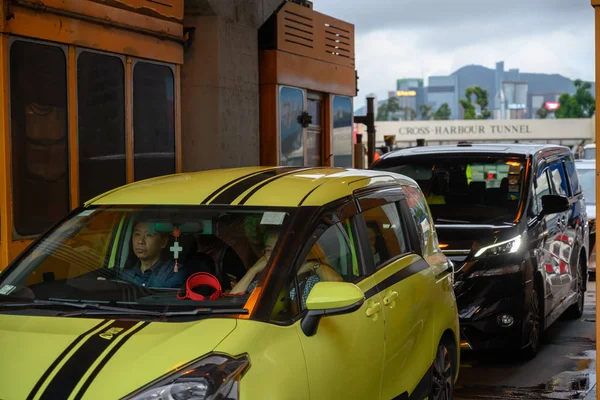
[121,259,186,289]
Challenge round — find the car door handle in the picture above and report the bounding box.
[383,291,398,306]
[365,302,381,318]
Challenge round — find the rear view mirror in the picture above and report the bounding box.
[301,282,364,337]
[541,194,569,216]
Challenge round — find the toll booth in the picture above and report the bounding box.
[0,0,184,265]
[258,1,357,168]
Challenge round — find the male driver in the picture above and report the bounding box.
[121,220,186,289]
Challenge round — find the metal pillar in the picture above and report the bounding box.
[354,96,376,166]
[590,1,599,393]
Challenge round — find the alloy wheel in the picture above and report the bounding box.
[529,288,541,353]
[431,342,454,400]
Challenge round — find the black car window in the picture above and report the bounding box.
[549,160,569,197]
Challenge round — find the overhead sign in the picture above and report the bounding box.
[396,90,417,97]
[356,119,594,143]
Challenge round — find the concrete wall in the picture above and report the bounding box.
[181,0,283,172]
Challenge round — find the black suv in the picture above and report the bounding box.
[371,143,589,357]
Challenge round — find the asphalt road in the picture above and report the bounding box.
[454,280,597,400]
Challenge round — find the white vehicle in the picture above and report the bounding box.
[576,159,596,279]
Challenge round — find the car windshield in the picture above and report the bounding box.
[577,166,596,205]
[583,147,595,160]
[0,205,294,317]
[374,155,527,224]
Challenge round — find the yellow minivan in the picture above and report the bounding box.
[0,166,459,400]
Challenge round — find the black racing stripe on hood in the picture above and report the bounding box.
[38,320,141,400]
[73,321,150,400]
[26,319,110,400]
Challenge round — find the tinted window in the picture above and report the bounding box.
[535,168,552,214]
[563,155,581,195]
[403,186,432,251]
[10,41,69,236]
[332,96,353,168]
[362,204,409,268]
[77,51,126,202]
[275,217,360,320]
[133,62,175,181]
[373,155,526,224]
[549,160,569,197]
[279,87,304,166]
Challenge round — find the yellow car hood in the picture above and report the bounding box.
[0,314,238,400]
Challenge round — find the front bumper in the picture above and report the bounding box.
[454,267,527,351]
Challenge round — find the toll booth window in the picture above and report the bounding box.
[77,51,126,202]
[133,62,175,181]
[9,41,69,237]
[279,86,304,166]
[332,96,353,168]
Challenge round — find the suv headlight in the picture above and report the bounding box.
[474,235,522,259]
[123,354,250,400]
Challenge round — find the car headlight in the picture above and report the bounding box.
[123,354,250,400]
[474,235,522,259]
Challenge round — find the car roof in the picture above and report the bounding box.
[84,167,418,208]
[379,143,569,160]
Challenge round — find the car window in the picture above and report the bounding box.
[362,203,409,269]
[549,160,569,197]
[403,186,432,252]
[535,168,552,214]
[273,217,361,321]
[563,155,581,195]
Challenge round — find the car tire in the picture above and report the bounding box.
[521,284,542,359]
[429,337,455,400]
[565,256,585,320]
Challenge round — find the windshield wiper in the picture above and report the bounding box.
[436,218,471,224]
[0,298,162,316]
[160,308,249,317]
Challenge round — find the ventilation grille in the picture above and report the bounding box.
[282,9,314,50]
[276,2,355,68]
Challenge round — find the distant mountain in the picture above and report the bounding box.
[355,64,595,116]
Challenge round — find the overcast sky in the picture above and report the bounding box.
[312,0,595,110]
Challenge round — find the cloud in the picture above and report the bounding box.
[312,0,595,110]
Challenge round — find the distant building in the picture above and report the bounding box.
[427,75,459,120]
[386,78,425,120]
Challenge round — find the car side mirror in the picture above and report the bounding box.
[541,194,570,217]
[300,282,365,337]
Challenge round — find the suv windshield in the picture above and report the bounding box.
[0,205,294,317]
[374,155,527,224]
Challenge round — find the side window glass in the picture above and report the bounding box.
[535,169,551,212]
[274,217,361,320]
[563,155,581,195]
[403,186,432,251]
[362,203,409,269]
[549,160,569,197]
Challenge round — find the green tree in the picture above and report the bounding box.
[536,103,549,119]
[403,107,417,121]
[460,86,492,120]
[555,79,595,118]
[376,97,402,121]
[433,103,451,120]
[419,104,433,120]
